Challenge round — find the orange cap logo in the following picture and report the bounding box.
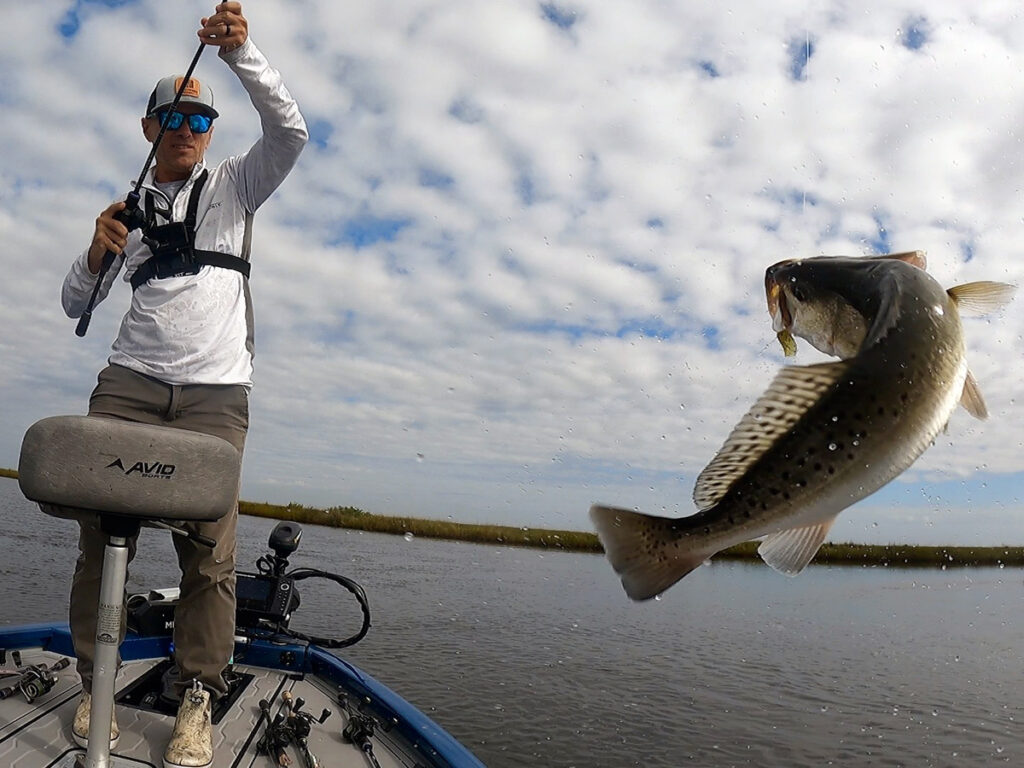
[175,77,202,98]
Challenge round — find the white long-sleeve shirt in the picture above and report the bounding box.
[62,39,308,386]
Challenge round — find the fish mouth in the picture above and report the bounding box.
[765,262,794,332]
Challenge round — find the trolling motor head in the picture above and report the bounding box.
[268,522,302,568]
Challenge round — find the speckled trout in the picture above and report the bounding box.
[591,252,1014,600]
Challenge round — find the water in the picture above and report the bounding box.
[2,478,1022,767]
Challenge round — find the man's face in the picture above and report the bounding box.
[141,104,215,182]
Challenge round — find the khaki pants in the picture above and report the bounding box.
[70,364,249,699]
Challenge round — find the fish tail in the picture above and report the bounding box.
[590,504,719,601]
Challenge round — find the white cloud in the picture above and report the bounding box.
[1,0,1022,543]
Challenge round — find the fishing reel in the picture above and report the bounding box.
[115,191,149,233]
[0,657,70,703]
[257,691,331,768]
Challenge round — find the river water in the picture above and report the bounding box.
[1,478,1022,767]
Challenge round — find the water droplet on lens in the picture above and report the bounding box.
[828,442,837,451]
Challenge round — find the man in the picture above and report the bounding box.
[61,4,307,767]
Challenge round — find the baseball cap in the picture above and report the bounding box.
[146,75,219,119]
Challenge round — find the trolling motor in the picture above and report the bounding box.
[75,40,207,338]
[18,416,241,768]
[231,522,372,648]
[235,523,303,628]
[124,520,372,650]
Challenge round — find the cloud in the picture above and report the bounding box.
[2,0,1022,544]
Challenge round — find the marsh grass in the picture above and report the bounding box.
[3,470,1022,566]
[715,540,1024,567]
[239,499,1024,566]
[238,500,600,551]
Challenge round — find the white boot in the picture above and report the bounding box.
[72,691,120,748]
[163,680,213,768]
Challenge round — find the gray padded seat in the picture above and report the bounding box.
[19,415,241,522]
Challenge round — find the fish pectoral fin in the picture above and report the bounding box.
[590,504,716,601]
[947,281,1016,315]
[959,369,988,420]
[757,517,837,576]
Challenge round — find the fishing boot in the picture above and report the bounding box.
[163,680,213,768]
[72,691,120,748]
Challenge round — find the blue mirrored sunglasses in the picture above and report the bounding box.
[155,109,214,134]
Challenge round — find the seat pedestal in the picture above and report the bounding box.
[79,517,141,768]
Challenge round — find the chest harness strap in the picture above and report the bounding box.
[130,169,251,291]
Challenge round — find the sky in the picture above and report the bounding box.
[1,0,1023,546]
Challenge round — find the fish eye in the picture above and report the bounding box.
[791,284,808,302]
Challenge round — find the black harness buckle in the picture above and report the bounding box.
[141,221,200,279]
[131,169,251,291]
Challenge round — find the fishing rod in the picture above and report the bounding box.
[257,691,332,767]
[338,691,384,768]
[75,39,208,337]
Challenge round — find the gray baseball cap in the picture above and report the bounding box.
[146,75,219,118]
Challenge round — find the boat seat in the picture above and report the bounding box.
[18,415,241,522]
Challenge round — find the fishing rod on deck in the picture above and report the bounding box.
[75,40,208,337]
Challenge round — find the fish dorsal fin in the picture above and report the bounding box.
[960,369,988,420]
[947,281,1016,316]
[693,362,849,511]
[758,516,838,576]
[880,250,927,270]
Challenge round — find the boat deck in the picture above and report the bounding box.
[0,648,416,768]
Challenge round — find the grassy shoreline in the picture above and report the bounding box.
[3,470,1023,567]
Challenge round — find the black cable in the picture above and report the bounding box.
[279,568,372,649]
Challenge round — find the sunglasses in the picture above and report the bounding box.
[155,109,214,134]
